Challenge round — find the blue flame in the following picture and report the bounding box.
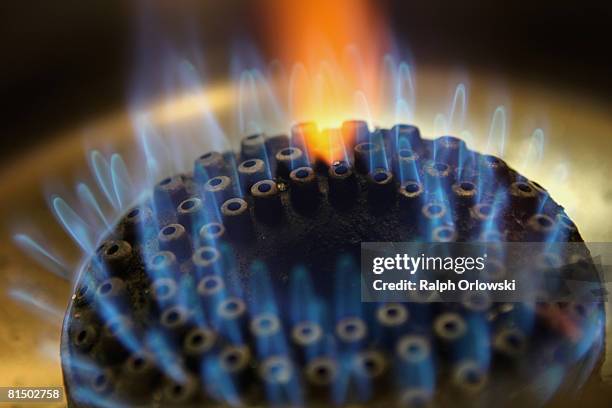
[201,356,242,406]
[289,266,319,324]
[110,154,134,210]
[90,150,121,210]
[13,233,70,280]
[522,128,545,170]
[52,196,95,254]
[239,70,265,136]
[76,183,110,231]
[486,105,507,158]
[146,330,187,384]
[396,62,416,121]
[8,288,64,321]
[448,83,467,133]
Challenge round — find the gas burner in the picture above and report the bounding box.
[61,121,602,407]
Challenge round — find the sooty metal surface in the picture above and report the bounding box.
[61,121,602,407]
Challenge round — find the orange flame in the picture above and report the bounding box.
[261,0,389,65]
[260,0,391,164]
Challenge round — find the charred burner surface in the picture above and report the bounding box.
[62,122,599,407]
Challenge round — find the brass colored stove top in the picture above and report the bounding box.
[1,67,611,406]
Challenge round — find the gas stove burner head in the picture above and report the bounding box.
[61,121,601,407]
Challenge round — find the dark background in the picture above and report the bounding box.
[1,1,610,158]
